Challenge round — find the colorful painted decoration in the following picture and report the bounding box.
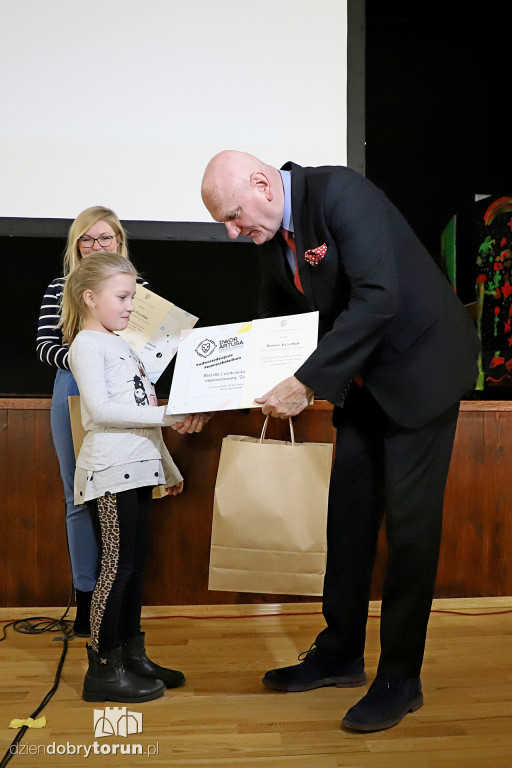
[475,196,512,389]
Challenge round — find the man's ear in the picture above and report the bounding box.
[250,171,273,201]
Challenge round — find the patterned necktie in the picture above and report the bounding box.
[280,227,304,294]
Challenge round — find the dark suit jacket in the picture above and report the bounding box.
[257,162,480,429]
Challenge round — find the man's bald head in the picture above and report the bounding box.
[201,150,285,244]
[201,150,262,209]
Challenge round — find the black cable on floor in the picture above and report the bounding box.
[0,586,75,767]
[0,583,74,642]
[0,631,69,768]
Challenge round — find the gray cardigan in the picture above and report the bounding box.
[69,330,183,486]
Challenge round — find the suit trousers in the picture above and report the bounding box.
[315,385,459,678]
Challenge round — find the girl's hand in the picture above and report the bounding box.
[171,412,213,434]
[165,480,184,496]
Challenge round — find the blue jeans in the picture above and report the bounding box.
[50,368,99,591]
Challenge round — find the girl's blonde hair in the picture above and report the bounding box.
[60,252,138,345]
[63,206,129,275]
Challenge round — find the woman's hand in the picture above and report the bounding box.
[165,480,184,496]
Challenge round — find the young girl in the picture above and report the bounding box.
[61,252,187,703]
[36,205,148,637]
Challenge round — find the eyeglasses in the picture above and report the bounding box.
[78,234,116,248]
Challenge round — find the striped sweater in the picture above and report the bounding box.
[36,275,150,370]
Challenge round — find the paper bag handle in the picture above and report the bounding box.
[260,415,295,445]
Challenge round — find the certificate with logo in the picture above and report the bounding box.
[166,311,319,413]
[119,284,198,382]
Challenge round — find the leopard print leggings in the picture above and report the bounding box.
[90,494,120,651]
[88,487,153,652]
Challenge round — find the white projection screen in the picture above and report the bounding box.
[0,0,348,224]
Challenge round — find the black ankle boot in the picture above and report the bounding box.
[73,590,93,637]
[82,644,165,703]
[122,632,185,689]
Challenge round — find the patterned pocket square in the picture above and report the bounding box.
[304,243,327,266]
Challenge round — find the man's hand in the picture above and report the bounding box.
[254,376,313,419]
[171,412,213,434]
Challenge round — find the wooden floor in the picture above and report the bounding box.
[0,599,511,768]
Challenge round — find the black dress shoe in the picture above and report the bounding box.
[262,646,366,692]
[342,677,423,732]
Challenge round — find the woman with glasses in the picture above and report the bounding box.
[36,206,148,636]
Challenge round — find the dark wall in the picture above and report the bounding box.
[365,1,509,265]
[3,235,260,397]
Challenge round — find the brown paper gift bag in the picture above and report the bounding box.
[68,395,167,500]
[209,417,333,596]
[68,395,87,460]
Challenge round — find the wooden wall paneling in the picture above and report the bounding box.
[5,410,37,606]
[369,526,388,600]
[0,411,7,605]
[483,410,512,594]
[34,407,71,606]
[146,412,222,606]
[148,409,237,605]
[439,410,488,597]
[1,399,511,607]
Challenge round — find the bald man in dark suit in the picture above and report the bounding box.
[201,151,480,732]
